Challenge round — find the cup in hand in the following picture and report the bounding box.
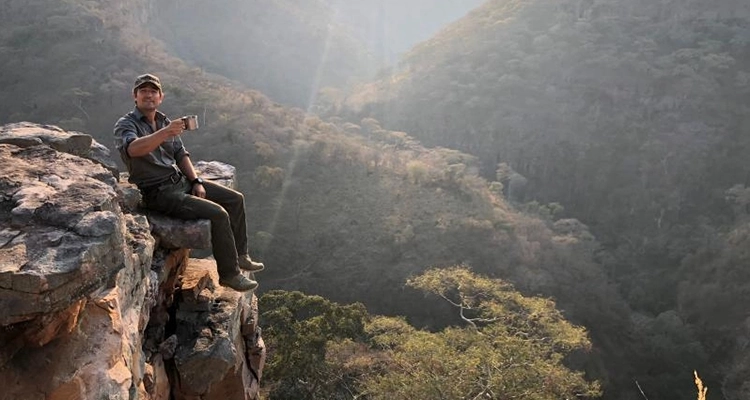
[182,115,199,131]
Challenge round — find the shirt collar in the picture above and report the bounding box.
[133,106,167,124]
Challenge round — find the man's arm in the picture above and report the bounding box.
[126,119,185,157]
[177,155,198,182]
[177,155,206,198]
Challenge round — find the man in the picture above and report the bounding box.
[114,73,264,291]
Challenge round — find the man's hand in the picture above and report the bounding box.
[192,183,206,198]
[164,119,185,138]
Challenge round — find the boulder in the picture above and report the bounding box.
[0,144,124,325]
[193,160,237,189]
[148,213,212,249]
[0,122,119,179]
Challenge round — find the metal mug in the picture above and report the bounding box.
[182,115,199,130]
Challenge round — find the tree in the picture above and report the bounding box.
[361,266,602,399]
[260,268,602,399]
[259,290,369,400]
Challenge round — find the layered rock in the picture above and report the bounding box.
[0,122,119,179]
[172,259,265,400]
[0,123,264,400]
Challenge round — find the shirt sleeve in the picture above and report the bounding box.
[173,136,190,161]
[113,117,138,159]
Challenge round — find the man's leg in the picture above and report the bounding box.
[202,181,264,272]
[201,180,247,254]
[144,180,255,289]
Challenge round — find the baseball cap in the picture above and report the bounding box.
[133,73,162,91]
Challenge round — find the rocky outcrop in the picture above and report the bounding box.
[0,143,123,327]
[172,259,265,399]
[0,122,119,179]
[0,123,264,400]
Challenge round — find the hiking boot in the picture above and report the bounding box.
[219,274,258,292]
[238,255,265,272]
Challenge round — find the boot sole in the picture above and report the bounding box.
[239,264,265,272]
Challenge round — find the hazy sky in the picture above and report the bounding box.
[324,0,485,65]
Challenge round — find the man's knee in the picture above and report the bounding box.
[225,189,244,207]
[206,204,230,222]
[206,184,244,207]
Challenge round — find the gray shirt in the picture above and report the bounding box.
[114,107,190,188]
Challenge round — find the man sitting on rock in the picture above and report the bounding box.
[114,73,263,291]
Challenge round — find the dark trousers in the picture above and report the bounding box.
[142,178,248,278]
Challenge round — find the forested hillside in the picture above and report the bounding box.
[333,0,750,398]
[0,0,639,398]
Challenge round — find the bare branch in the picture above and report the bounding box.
[435,291,463,308]
[460,305,479,330]
[74,99,90,121]
[635,380,650,400]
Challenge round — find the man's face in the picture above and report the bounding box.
[133,84,163,111]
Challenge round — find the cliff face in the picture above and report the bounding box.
[0,122,264,400]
